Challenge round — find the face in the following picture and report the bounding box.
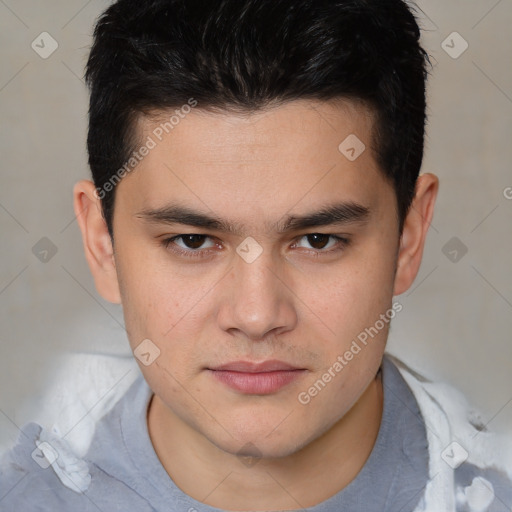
[106,99,400,457]
[78,98,437,460]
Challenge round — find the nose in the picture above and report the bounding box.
[216,245,298,341]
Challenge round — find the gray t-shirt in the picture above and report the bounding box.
[0,355,510,511]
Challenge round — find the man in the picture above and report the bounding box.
[1,0,511,510]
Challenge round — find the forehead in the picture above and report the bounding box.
[140,98,375,164]
[115,99,395,232]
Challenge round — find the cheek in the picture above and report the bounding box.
[309,248,395,330]
[114,247,177,346]
[115,255,212,379]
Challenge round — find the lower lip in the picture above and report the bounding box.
[208,370,306,394]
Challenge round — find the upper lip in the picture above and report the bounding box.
[209,360,303,373]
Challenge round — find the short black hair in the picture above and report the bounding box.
[85,0,431,239]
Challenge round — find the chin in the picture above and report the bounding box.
[209,422,314,461]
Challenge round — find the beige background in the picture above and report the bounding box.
[1,0,511,452]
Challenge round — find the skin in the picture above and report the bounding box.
[74,98,438,511]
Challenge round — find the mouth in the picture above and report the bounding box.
[206,360,307,394]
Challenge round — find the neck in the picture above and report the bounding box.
[147,369,383,511]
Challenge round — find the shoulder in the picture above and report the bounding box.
[385,355,512,511]
[455,463,512,512]
[0,422,90,510]
[0,421,152,512]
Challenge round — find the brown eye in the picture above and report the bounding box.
[292,234,350,256]
[162,234,217,259]
[179,234,208,249]
[305,234,331,250]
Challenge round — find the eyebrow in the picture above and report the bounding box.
[135,201,371,235]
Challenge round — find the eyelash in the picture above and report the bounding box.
[161,234,351,260]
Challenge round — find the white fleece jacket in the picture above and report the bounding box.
[26,353,512,511]
[389,356,512,512]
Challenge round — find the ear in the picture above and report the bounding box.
[393,173,439,296]
[73,180,121,304]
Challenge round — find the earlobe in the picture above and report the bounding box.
[393,173,439,296]
[73,180,122,304]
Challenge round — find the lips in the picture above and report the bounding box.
[210,360,302,373]
[207,360,307,394]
